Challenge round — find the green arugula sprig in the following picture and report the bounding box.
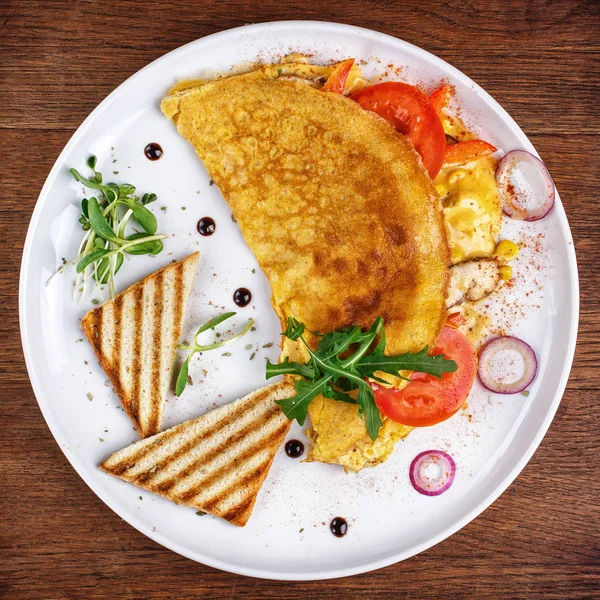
[48,155,166,301]
[175,312,255,396]
[266,317,457,441]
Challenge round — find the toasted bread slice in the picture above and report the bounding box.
[82,252,200,438]
[100,381,294,526]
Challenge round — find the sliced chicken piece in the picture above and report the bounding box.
[446,258,501,309]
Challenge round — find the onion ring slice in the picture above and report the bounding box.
[409,450,456,496]
[496,150,555,221]
[478,336,538,394]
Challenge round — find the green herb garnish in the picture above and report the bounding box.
[175,312,254,396]
[283,316,305,341]
[48,155,166,301]
[266,317,457,441]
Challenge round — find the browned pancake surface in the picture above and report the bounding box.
[162,71,449,355]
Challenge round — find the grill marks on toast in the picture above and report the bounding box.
[81,252,199,438]
[100,382,295,526]
[151,406,286,499]
[130,285,143,419]
[109,386,283,481]
[172,263,184,352]
[177,420,290,505]
[112,295,122,385]
[148,269,164,437]
[104,385,271,476]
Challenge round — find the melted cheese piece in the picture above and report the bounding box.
[452,304,492,348]
[435,155,502,265]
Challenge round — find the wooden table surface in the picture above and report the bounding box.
[2,1,599,598]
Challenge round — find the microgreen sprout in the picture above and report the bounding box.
[47,155,166,301]
[175,312,255,396]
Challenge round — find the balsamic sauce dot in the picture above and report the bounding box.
[197,217,216,236]
[233,287,252,307]
[330,517,348,538]
[144,142,163,161]
[285,439,304,458]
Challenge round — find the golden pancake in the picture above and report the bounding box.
[162,66,450,469]
[162,68,449,354]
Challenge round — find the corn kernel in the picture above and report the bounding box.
[499,265,513,280]
[494,239,519,262]
[435,183,447,197]
[448,169,467,185]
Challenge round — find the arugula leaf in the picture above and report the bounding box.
[321,385,357,404]
[357,347,457,379]
[283,317,305,341]
[266,357,315,380]
[373,325,386,356]
[317,326,362,359]
[267,316,458,441]
[275,377,332,425]
[335,377,360,392]
[357,384,382,441]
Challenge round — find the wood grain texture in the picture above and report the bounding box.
[1,0,599,598]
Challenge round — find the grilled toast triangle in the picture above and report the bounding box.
[100,381,294,526]
[81,252,200,438]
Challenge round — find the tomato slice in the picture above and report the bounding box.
[429,84,453,116]
[351,82,446,179]
[446,312,466,329]
[372,327,477,427]
[322,58,354,94]
[443,140,497,167]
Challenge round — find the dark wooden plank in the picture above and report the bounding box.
[1,0,599,598]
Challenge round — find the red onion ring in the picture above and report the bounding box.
[409,450,456,496]
[495,150,555,221]
[478,336,537,394]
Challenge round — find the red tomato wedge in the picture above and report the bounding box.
[372,326,477,427]
[446,312,466,329]
[350,82,446,179]
[322,58,354,94]
[429,83,453,116]
[443,140,497,167]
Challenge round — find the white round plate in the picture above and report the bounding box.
[20,21,578,580]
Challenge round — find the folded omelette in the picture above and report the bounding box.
[162,64,450,471]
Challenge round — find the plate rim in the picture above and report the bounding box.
[19,19,580,580]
